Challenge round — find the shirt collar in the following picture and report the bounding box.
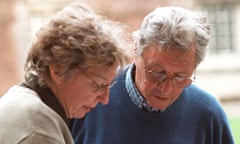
[125,63,161,112]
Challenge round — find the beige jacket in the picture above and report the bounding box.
[0,85,74,144]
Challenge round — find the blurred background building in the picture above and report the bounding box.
[0,0,239,139]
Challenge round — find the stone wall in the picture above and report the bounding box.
[0,0,21,96]
[82,0,194,31]
[0,0,195,96]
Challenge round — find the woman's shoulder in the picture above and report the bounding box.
[0,85,64,126]
[0,85,70,142]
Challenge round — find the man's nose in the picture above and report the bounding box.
[157,78,174,95]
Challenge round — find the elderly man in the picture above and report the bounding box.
[70,6,234,144]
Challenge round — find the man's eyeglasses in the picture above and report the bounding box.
[80,69,116,92]
[144,68,195,88]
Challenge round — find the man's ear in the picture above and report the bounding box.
[133,41,137,53]
[49,65,62,84]
[133,47,138,61]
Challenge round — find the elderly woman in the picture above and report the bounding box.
[0,2,130,144]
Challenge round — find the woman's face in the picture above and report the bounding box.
[50,66,118,119]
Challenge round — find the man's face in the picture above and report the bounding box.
[134,45,196,110]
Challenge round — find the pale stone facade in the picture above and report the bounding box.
[1,0,240,106]
[0,0,21,95]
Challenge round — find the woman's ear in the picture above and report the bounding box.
[49,65,62,85]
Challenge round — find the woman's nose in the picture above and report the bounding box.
[98,90,110,105]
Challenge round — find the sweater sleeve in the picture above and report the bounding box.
[183,85,235,144]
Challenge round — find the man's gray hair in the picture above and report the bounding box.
[133,6,211,66]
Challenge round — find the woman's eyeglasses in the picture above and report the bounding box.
[80,69,116,92]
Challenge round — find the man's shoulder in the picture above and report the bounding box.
[184,84,226,116]
[185,84,216,100]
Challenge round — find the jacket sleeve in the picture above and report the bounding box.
[19,132,62,144]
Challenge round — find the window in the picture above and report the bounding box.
[204,4,235,54]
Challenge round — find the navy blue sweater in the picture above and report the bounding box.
[71,67,234,144]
